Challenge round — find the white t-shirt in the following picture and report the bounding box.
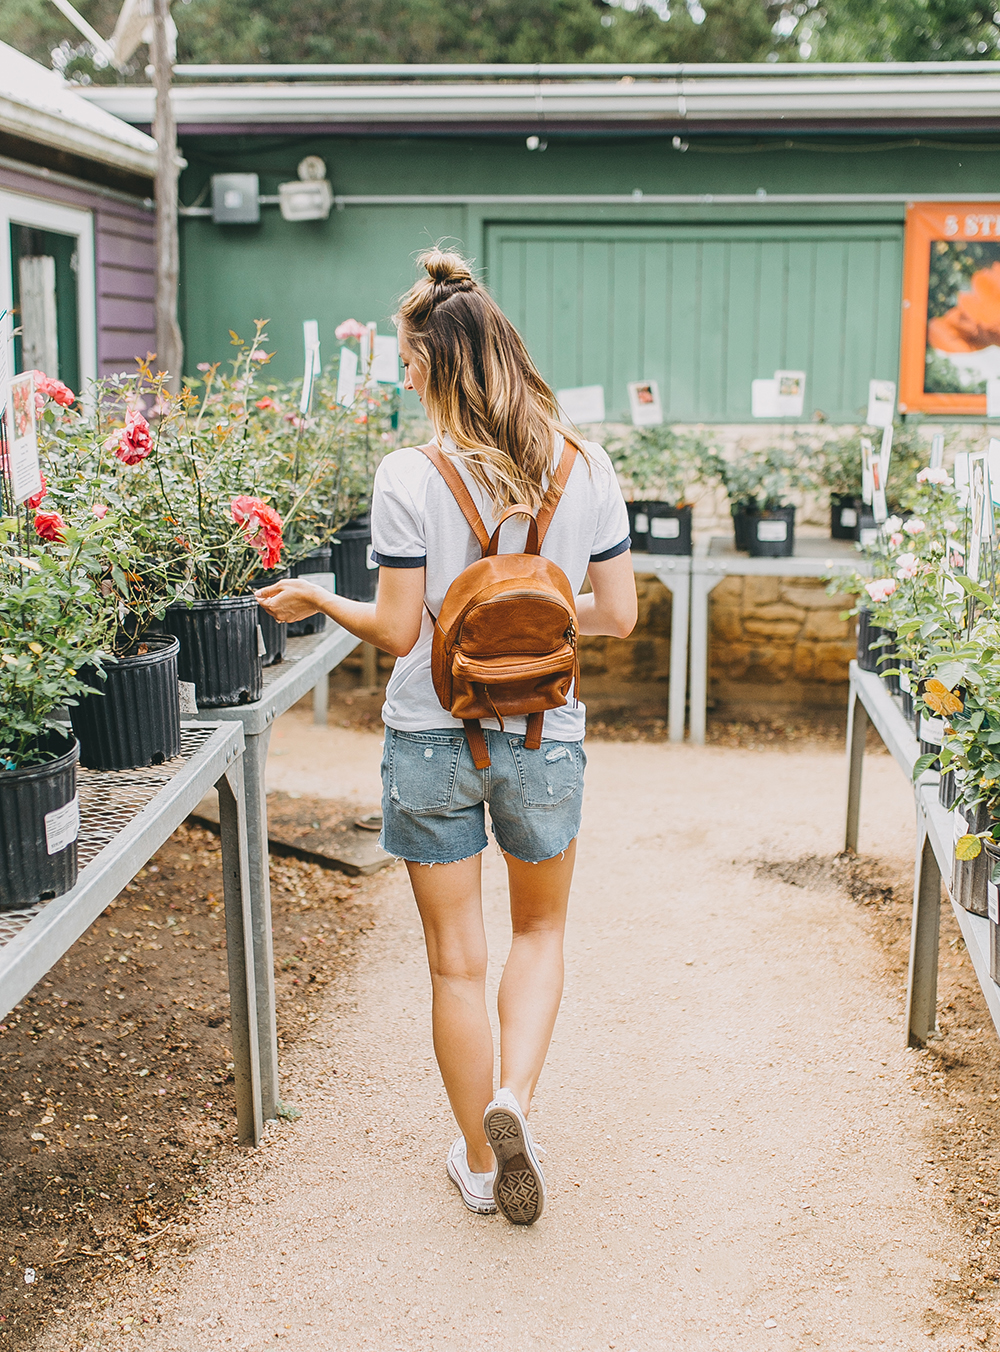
[371,434,630,741]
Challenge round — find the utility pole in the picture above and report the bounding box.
[151,0,182,392]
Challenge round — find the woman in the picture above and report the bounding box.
[257,248,637,1225]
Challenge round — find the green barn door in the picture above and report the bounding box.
[485,223,903,423]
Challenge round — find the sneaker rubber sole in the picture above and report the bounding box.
[483,1104,545,1225]
[446,1155,497,1214]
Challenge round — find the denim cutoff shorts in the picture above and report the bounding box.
[380,726,586,865]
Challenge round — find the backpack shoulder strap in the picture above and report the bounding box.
[418,442,490,555]
[534,438,579,551]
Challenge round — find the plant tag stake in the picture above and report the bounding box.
[44,795,79,855]
[967,449,993,583]
[336,347,358,407]
[861,437,874,505]
[871,426,891,524]
[299,320,321,416]
[7,372,42,505]
[867,379,896,428]
[930,433,945,470]
[990,880,999,927]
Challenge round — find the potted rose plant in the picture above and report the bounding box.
[608,426,706,556]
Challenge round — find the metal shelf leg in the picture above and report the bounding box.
[666,574,690,744]
[217,756,264,1146]
[844,684,868,853]
[313,673,329,726]
[242,725,280,1119]
[688,573,721,747]
[906,824,941,1048]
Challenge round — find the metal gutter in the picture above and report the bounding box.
[80,73,1000,130]
[177,192,1000,216]
[170,61,1000,80]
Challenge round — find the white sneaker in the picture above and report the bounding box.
[483,1087,546,1225]
[446,1137,497,1214]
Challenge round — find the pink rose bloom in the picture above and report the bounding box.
[903,518,925,535]
[917,467,952,486]
[255,397,276,411]
[92,503,108,519]
[865,578,897,604]
[113,409,154,465]
[231,495,283,570]
[32,371,75,407]
[335,319,367,341]
[895,552,919,580]
[889,531,904,548]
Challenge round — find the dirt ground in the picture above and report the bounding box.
[6,695,1000,1350]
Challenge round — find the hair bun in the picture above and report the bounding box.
[419,247,474,287]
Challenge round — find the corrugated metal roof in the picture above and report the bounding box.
[78,63,1000,133]
[1,41,157,176]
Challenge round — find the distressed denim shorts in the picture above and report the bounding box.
[380,727,586,865]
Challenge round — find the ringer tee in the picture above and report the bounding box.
[370,434,630,742]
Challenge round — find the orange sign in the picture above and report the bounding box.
[901,202,1000,416]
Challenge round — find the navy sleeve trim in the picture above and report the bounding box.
[589,536,631,563]
[369,551,427,569]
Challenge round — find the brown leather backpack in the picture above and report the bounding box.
[419,439,580,770]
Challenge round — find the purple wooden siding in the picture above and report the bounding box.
[95,203,155,377]
[0,163,155,378]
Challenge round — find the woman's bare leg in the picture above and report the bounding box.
[497,839,576,1112]
[406,855,495,1173]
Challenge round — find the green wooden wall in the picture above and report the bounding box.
[178,131,1000,421]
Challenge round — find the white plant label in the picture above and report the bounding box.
[627,380,664,427]
[757,520,788,542]
[867,379,896,428]
[990,880,1000,927]
[299,319,321,415]
[919,715,944,745]
[930,433,945,469]
[954,809,966,845]
[650,516,680,539]
[336,347,358,407]
[366,544,378,571]
[860,437,874,506]
[256,624,267,656]
[8,371,42,505]
[899,668,911,693]
[371,335,399,384]
[634,512,649,534]
[178,681,198,716]
[839,506,858,528]
[45,795,79,855]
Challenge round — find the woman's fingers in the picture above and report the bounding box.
[253,579,321,623]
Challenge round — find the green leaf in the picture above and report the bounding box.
[912,752,940,781]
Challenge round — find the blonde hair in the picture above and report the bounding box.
[395,246,581,512]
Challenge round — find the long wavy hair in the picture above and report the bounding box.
[394,247,582,512]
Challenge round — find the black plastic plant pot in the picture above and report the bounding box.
[954,802,991,917]
[164,595,263,708]
[0,728,79,910]
[627,502,649,553]
[287,547,331,637]
[332,514,377,602]
[69,635,181,771]
[256,568,288,668]
[938,768,958,810]
[731,501,756,552]
[899,659,915,724]
[746,505,795,559]
[856,608,883,673]
[646,503,693,556]
[877,627,900,695]
[830,493,861,541]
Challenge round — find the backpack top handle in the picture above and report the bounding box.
[486,507,539,557]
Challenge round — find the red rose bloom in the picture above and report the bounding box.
[231,495,283,570]
[255,397,276,411]
[26,474,47,510]
[114,409,154,465]
[34,510,66,543]
[32,371,75,407]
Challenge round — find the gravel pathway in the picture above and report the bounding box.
[45,726,977,1351]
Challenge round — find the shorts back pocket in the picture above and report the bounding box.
[387,731,464,813]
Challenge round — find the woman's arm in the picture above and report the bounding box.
[255,567,426,658]
[576,551,638,639]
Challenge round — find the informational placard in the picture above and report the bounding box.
[556,385,605,424]
[8,371,43,505]
[860,436,874,506]
[627,380,664,427]
[372,335,399,384]
[867,379,896,428]
[774,370,806,417]
[336,347,358,407]
[299,319,321,415]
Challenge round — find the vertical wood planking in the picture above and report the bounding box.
[95,204,156,377]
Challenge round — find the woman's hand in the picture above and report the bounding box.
[255,578,326,624]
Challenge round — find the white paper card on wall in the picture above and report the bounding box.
[988,379,1000,419]
[336,347,358,407]
[860,436,874,505]
[751,378,779,418]
[44,795,79,855]
[627,380,663,426]
[650,516,680,539]
[556,385,605,424]
[774,370,806,417]
[867,379,896,428]
[7,371,42,505]
[757,520,788,543]
[372,335,399,384]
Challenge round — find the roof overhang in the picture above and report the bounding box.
[77,63,1000,137]
[1,41,156,178]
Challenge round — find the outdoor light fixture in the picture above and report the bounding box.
[525,136,547,152]
[278,155,334,222]
[205,157,333,225]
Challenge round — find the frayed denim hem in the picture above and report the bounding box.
[493,833,579,866]
[396,846,488,868]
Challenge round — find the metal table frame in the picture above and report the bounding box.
[630,552,691,744]
[196,623,360,1120]
[845,661,1000,1048]
[689,536,862,745]
[0,721,263,1145]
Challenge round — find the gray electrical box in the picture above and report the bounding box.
[211,173,260,224]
